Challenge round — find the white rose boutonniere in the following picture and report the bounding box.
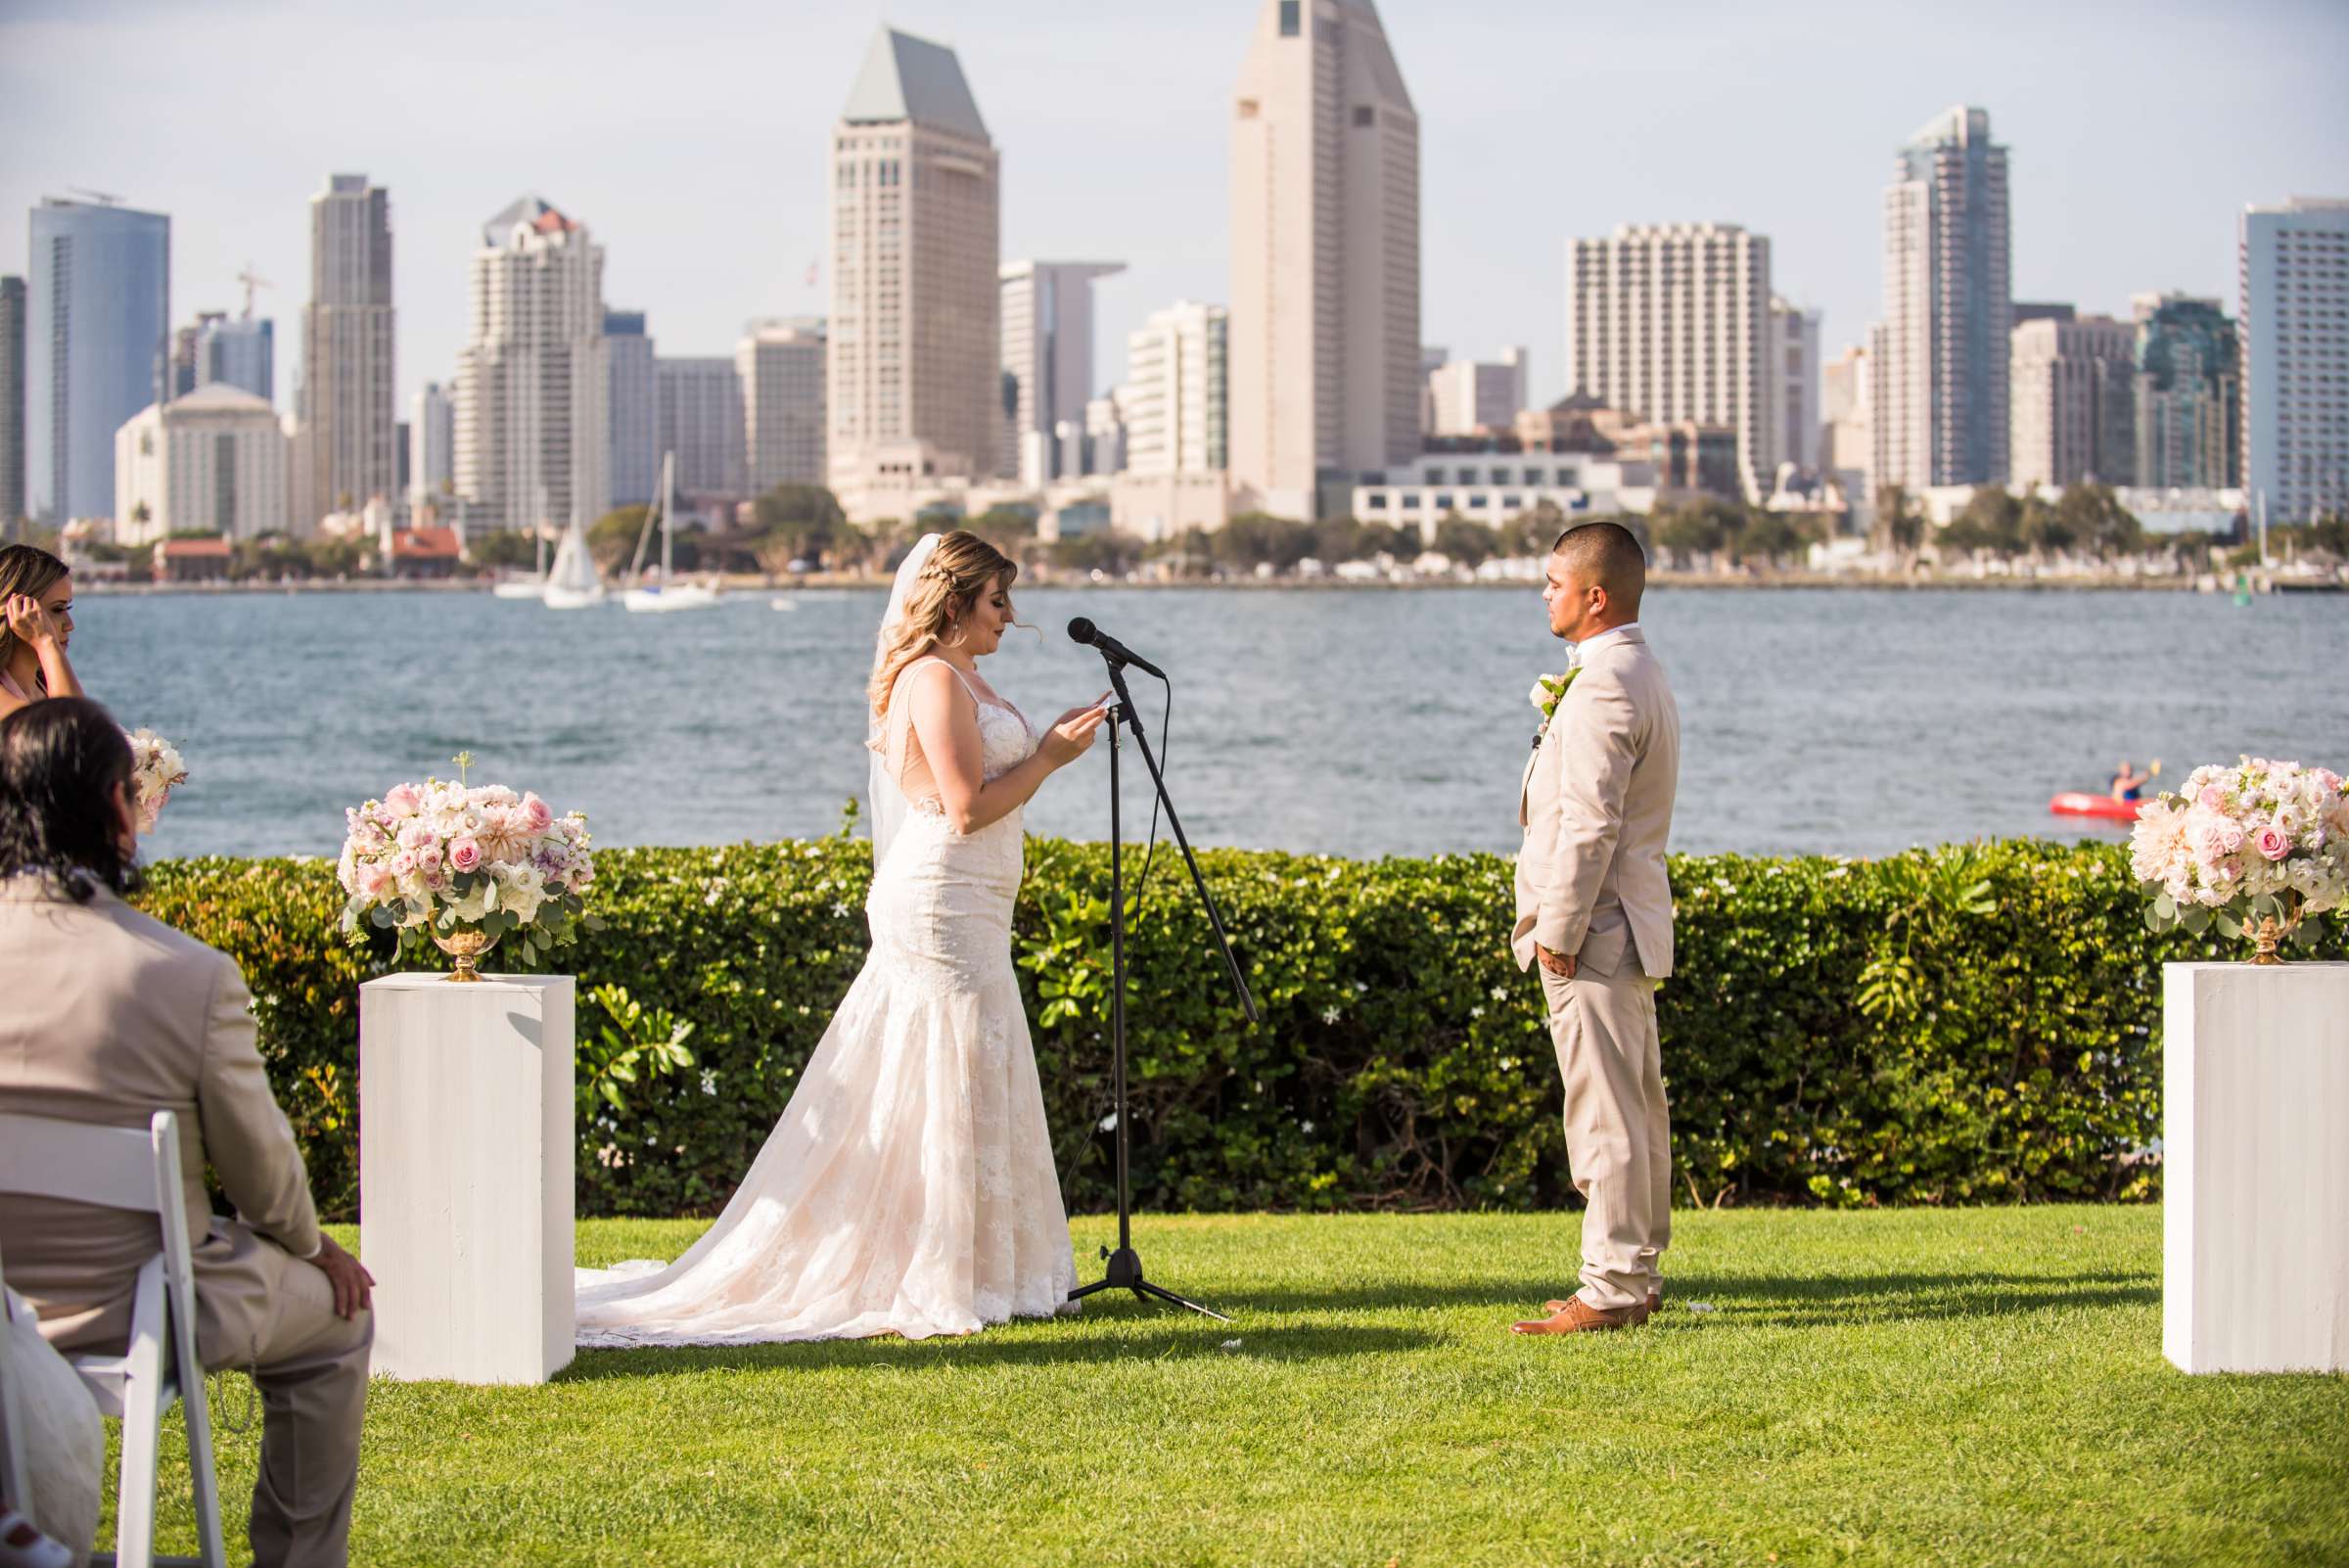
[1528,667,1583,749]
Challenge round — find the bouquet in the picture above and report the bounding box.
[337,754,598,970]
[2130,756,2349,959]
[126,728,188,833]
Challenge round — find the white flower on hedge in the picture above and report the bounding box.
[1321,1006,1340,1024]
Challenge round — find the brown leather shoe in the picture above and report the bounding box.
[1546,1290,1662,1324]
[1512,1296,1637,1334]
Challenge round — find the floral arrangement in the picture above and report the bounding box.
[2130,756,2349,957]
[1528,667,1582,744]
[337,753,598,967]
[127,728,188,834]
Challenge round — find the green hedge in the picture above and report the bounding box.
[133,837,2344,1222]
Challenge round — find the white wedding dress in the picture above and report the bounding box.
[575,658,1079,1345]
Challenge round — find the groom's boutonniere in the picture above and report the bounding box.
[1529,667,1583,749]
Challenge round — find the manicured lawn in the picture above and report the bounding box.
[108,1207,2345,1566]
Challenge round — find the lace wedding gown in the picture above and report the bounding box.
[575,661,1079,1345]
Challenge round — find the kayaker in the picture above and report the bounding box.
[2110,760,2153,802]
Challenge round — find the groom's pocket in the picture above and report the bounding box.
[1575,912,1630,979]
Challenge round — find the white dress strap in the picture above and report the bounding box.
[905,656,981,707]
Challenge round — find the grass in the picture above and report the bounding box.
[101,1207,2347,1567]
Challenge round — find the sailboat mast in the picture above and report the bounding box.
[662,453,675,579]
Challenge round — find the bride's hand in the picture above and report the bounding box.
[1039,704,1110,767]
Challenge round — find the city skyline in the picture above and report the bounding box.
[5,0,2341,429]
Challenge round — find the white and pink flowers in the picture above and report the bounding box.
[2131,757,2349,953]
[126,728,188,834]
[337,763,597,967]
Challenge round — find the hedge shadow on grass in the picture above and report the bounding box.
[1234,1268,2158,1325]
[557,1322,1441,1383]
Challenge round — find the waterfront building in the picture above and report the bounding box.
[1000,261,1123,484]
[1229,0,1420,518]
[408,382,453,510]
[453,194,608,531]
[607,309,658,507]
[115,384,289,543]
[2009,312,2136,487]
[1564,222,1774,500]
[739,317,827,492]
[296,173,396,528]
[656,356,746,498]
[1123,300,1228,479]
[1874,106,2011,490]
[2132,293,2238,490]
[2239,196,2349,523]
[1348,447,1659,538]
[1819,341,1874,526]
[0,276,22,528]
[1772,298,1821,474]
[26,197,170,525]
[828,26,1000,522]
[1427,349,1529,438]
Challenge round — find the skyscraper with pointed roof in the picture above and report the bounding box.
[1228,0,1421,519]
[826,26,999,520]
[453,194,608,532]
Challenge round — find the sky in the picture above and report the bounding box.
[4,0,2345,421]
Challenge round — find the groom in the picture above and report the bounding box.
[1509,521,1681,1336]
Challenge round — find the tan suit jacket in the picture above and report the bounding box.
[0,877,321,1354]
[1512,626,1681,978]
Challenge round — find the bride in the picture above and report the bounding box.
[576,530,1109,1345]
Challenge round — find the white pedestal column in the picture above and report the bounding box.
[2163,961,2349,1374]
[359,973,576,1384]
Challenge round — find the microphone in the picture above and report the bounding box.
[1067,618,1167,681]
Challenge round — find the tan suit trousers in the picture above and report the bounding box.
[1539,945,1672,1312]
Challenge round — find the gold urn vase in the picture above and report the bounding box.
[431,928,501,984]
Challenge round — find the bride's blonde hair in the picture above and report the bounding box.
[867,530,1022,721]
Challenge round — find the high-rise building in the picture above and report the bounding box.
[1123,300,1229,477]
[1426,348,1529,438]
[1229,0,1421,517]
[26,197,170,525]
[409,382,454,509]
[115,384,290,543]
[1821,341,1873,516]
[738,318,828,493]
[1772,298,1821,475]
[2009,313,2136,488]
[827,27,999,516]
[998,260,1125,484]
[296,174,396,527]
[198,314,274,403]
[169,314,214,398]
[606,309,658,507]
[2240,197,2349,523]
[2132,293,2238,490]
[656,356,746,497]
[1564,222,1775,500]
[454,195,609,531]
[0,276,23,530]
[1874,106,2011,492]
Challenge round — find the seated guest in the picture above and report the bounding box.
[0,546,83,720]
[0,699,373,1568]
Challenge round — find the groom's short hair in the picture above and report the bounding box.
[1551,521,1647,615]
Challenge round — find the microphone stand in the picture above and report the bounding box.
[1066,649,1258,1321]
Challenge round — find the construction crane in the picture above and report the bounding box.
[236,262,274,320]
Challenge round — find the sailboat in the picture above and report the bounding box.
[490,485,551,599]
[540,495,607,611]
[622,452,719,614]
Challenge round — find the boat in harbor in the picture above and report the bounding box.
[491,485,552,599]
[540,503,607,610]
[622,453,719,614]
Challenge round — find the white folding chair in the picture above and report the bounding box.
[0,1239,35,1514]
[0,1111,226,1568]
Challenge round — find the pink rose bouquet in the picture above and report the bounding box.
[126,728,189,834]
[337,755,599,969]
[2130,756,2349,957]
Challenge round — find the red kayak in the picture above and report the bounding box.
[2050,792,2147,821]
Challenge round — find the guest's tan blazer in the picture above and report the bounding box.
[0,877,320,1352]
[1512,627,1681,978]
